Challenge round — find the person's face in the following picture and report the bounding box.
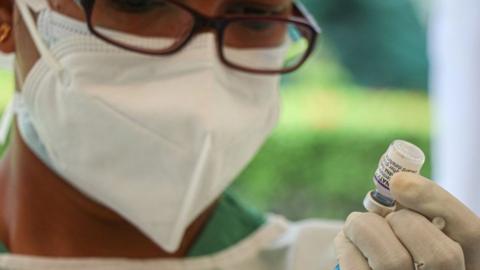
[0,0,293,87]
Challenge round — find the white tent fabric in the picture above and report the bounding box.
[430,0,480,215]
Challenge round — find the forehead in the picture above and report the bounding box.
[149,0,293,15]
[49,0,293,19]
[53,0,293,7]
[222,0,292,5]
[183,0,291,5]
[182,0,293,14]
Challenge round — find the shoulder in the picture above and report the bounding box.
[290,218,344,242]
[263,215,343,270]
[267,214,343,243]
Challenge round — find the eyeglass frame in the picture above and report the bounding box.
[74,0,322,74]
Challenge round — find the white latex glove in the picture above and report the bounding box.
[334,172,480,270]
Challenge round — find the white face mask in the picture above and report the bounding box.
[15,0,282,252]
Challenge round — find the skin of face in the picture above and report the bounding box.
[0,0,292,258]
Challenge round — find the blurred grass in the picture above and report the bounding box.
[0,69,13,108]
[278,53,430,136]
[0,48,430,221]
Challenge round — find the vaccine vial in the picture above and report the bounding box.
[363,140,425,216]
[335,140,426,270]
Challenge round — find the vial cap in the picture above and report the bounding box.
[390,140,426,167]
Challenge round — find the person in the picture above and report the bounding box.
[0,0,478,269]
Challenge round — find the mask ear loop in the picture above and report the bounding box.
[16,0,62,72]
[0,92,16,145]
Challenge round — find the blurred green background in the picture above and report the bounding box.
[0,0,430,222]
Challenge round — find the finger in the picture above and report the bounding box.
[387,209,465,270]
[344,212,414,270]
[390,173,480,269]
[334,231,371,270]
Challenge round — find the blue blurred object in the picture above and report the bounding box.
[335,264,341,270]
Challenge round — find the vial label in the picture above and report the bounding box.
[373,140,425,199]
[374,154,417,191]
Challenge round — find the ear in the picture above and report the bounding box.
[0,0,14,53]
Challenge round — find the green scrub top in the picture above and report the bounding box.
[0,189,266,256]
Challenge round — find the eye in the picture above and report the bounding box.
[108,0,166,13]
[239,20,276,31]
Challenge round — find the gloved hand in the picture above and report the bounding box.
[334,172,480,270]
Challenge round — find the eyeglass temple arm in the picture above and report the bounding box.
[294,1,321,34]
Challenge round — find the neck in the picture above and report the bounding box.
[0,125,214,258]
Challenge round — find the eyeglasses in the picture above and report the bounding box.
[74,0,321,74]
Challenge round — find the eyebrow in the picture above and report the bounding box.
[226,0,292,14]
[246,0,292,5]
